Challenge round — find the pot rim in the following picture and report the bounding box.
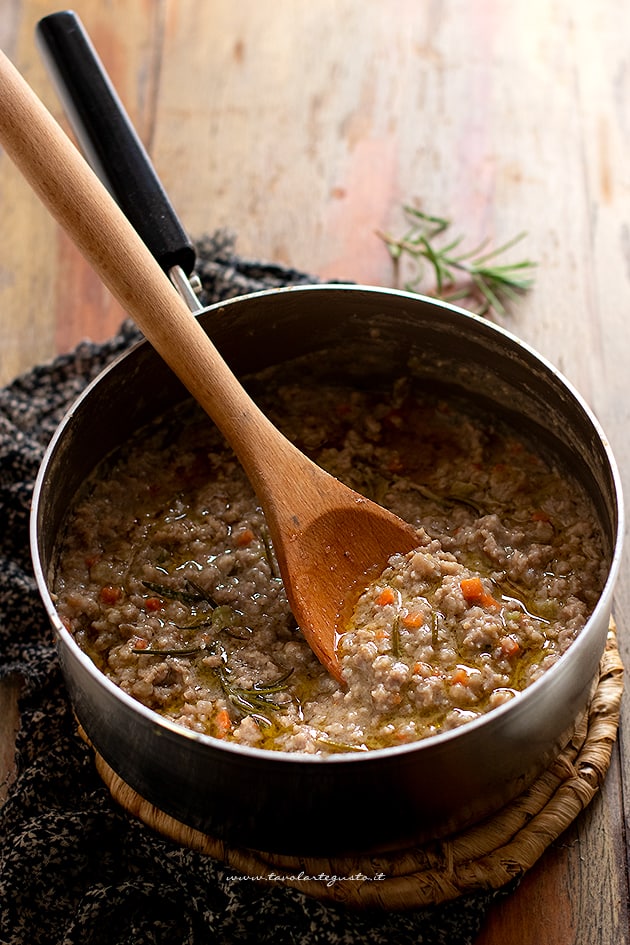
[29,283,625,766]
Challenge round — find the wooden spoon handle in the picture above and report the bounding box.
[0,50,292,491]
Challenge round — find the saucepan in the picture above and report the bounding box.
[26,12,623,856]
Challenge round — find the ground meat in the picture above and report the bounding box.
[53,378,608,753]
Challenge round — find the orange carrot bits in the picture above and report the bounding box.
[402,610,424,629]
[144,596,163,612]
[214,708,233,738]
[375,587,396,607]
[460,576,499,609]
[450,666,470,687]
[500,635,522,658]
[235,528,256,547]
[99,585,122,605]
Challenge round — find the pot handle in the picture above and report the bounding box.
[36,10,196,277]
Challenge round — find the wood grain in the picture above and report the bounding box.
[0,2,628,942]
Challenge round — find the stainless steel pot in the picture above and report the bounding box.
[29,13,623,856]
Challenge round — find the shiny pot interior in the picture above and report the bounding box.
[31,285,623,856]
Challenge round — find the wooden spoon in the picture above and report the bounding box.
[0,51,420,680]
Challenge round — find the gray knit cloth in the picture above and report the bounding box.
[0,233,510,944]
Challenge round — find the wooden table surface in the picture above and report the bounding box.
[1,2,629,942]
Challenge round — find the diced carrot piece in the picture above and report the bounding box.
[402,611,424,629]
[99,585,122,605]
[451,667,470,686]
[236,528,256,547]
[375,628,390,640]
[480,591,499,608]
[460,577,483,599]
[376,587,395,606]
[460,576,484,599]
[500,635,521,657]
[145,597,163,612]
[412,661,439,677]
[460,577,498,609]
[214,708,233,737]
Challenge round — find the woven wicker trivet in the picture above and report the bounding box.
[87,620,623,912]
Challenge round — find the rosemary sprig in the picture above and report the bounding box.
[142,578,251,638]
[142,579,205,604]
[134,571,293,726]
[131,637,293,725]
[378,207,536,319]
[213,642,293,724]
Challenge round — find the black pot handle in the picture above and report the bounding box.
[36,10,196,276]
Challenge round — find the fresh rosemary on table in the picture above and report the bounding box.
[378,207,537,319]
